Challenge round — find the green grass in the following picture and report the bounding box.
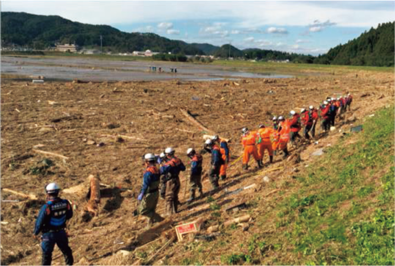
[213,59,395,74]
[273,106,395,264]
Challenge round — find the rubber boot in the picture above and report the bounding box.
[282,148,289,159]
[197,189,203,199]
[269,156,273,164]
[242,164,249,170]
[220,175,226,181]
[257,160,263,169]
[173,200,178,214]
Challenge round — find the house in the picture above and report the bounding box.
[55,44,79,53]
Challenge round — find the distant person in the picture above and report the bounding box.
[320,101,330,132]
[204,139,223,190]
[34,183,74,266]
[300,108,313,140]
[278,117,290,158]
[160,148,186,215]
[309,106,319,138]
[346,92,353,111]
[137,153,164,228]
[241,127,262,170]
[212,135,230,180]
[289,110,301,146]
[186,148,203,202]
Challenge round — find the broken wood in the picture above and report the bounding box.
[145,236,176,264]
[179,108,215,134]
[265,189,280,197]
[89,175,101,204]
[100,134,146,141]
[2,188,38,200]
[223,215,251,227]
[202,134,230,143]
[32,149,69,160]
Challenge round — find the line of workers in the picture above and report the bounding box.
[33,94,352,265]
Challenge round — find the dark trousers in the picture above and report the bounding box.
[311,121,317,137]
[209,165,220,189]
[304,124,312,139]
[41,230,73,265]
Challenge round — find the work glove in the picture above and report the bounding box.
[137,192,144,201]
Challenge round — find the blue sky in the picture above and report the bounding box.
[3,1,395,55]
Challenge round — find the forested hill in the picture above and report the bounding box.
[1,12,204,55]
[315,22,394,67]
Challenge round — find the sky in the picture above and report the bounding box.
[2,1,395,55]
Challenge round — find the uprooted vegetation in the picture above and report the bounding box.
[1,67,394,265]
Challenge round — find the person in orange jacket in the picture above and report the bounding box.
[212,135,229,181]
[257,124,274,165]
[241,127,262,170]
[309,106,319,138]
[300,108,314,140]
[289,110,301,145]
[278,116,290,158]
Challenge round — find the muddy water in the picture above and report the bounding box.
[1,56,292,82]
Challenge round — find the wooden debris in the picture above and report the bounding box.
[2,188,38,200]
[100,134,146,141]
[179,108,215,134]
[145,236,176,264]
[50,114,82,123]
[223,215,251,227]
[32,149,69,160]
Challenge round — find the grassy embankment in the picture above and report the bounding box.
[179,106,394,265]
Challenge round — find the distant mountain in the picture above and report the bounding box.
[190,43,219,55]
[315,22,394,66]
[213,44,244,58]
[1,12,204,55]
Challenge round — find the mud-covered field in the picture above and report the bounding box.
[1,69,393,265]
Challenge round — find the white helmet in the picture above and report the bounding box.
[278,116,284,121]
[241,127,249,134]
[205,139,213,145]
[159,152,166,159]
[336,97,340,100]
[327,99,332,102]
[258,124,265,128]
[290,110,296,115]
[212,135,219,141]
[46,182,60,194]
[331,97,335,101]
[272,116,277,121]
[165,147,175,155]
[144,153,156,162]
[186,148,195,155]
[309,105,314,110]
[300,108,306,113]
[323,101,328,105]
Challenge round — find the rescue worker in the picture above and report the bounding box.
[320,101,330,132]
[257,124,274,165]
[329,98,338,126]
[138,153,164,227]
[278,117,290,158]
[271,116,282,154]
[289,110,301,145]
[301,108,313,140]
[157,152,169,199]
[160,147,186,215]
[309,106,319,138]
[212,135,229,180]
[186,148,203,202]
[34,183,74,266]
[241,127,262,170]
[204,139,223,190]
[346,93,353,111]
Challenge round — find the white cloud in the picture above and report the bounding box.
[133,25,155,33]
[166,29,180,35]
[267,27,288,34]
[3,1,393,28]
[200,23,229,38]
[296,39,310,44]
[231,30,240,34]
[244,37,255,42]
[157,22,173,30]
[308,20,336,32]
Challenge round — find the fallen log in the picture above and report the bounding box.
[2,188,38,200]
[100,134,146,141]
[89,175,101,204]
[179,108,215,134]
[223,214,251,227]
[145,236,176,264]
[32,149,69,160]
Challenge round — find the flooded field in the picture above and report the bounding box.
[1,56,291,82]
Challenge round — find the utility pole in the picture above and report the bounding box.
[100,35,103,54]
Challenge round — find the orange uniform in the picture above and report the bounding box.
[241,131,259,165]
[218,139,229,178]
[278,120,291,150]
[257,127,274,159]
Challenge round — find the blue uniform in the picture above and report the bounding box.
[160,157,186,177]
[220,141,230,162]
[34,197,73,265]
[140,167,161,195]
